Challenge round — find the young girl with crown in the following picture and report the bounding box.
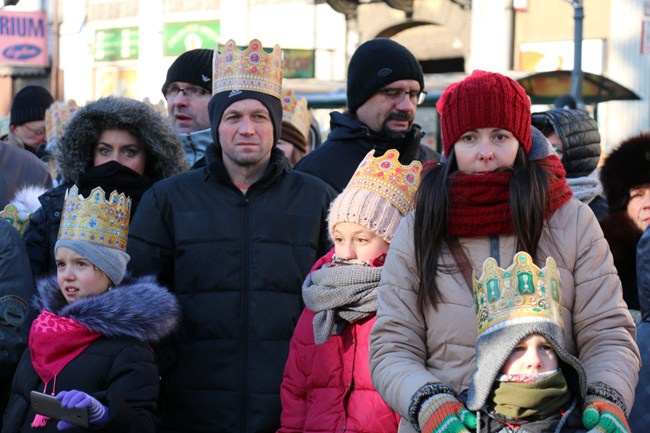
[2,185,179,433]
[278,149,422,433]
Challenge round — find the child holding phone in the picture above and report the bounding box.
[2,185,179,433]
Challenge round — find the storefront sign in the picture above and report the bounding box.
[94,27,139,61]
[163,21,220,56]
[0,10,49,66]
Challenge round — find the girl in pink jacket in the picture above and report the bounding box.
[278,149,422,433]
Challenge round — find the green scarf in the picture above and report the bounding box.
[490,371,571,419]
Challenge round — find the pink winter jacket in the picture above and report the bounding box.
[278,250,400,433]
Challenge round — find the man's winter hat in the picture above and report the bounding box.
[10,85,54,126]
[328,149,422,243]
[208,39,283,146]
[281,89,312,152]
[600,132,650,212]
[346,38,424,113]
[466,252,586,411]
[532,108,601,178]
[55,185,131,286]
[437,70,531,157]
[161,49,213,95]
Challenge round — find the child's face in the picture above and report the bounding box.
[332,222,389,263]
[55,247,112,303]
[501,334,559,378]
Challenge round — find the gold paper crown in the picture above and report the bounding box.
[213,39,283,98]
[281,88,311,141]
[57,185,131,252]
[473,252,562,338]
[45,100,79,142]
[0,204,31,236]
[348,150,423,215]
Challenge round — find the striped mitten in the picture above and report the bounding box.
[418,393,476,433]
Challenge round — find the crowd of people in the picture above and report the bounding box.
[0,35,647,433]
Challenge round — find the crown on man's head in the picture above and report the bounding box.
[348,149,423,216]
[213,39,283,98]
[57,185,131,252]
[473,252,563,339]
[281,89,311,141]
[45,99,79,143]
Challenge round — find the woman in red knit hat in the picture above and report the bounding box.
[369,70,639,433]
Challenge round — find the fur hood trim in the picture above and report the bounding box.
[57,96,188,183]
[35,274,179,343]
[8,185,46,218]
[601,132,650,212]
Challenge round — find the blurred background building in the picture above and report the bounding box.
[1,0,648,152]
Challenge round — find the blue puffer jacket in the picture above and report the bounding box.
[629,227,650,432]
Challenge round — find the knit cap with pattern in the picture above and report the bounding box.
[437,70,531,157]
[328,149,422,243]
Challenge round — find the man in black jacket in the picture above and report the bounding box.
[294,38,437,192]
[127,39,336,433]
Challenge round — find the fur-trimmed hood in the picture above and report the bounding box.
[34,274,180,343]
[57,96,188,184]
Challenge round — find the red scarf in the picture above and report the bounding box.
[448,156,573,237]
[28,311,102,427]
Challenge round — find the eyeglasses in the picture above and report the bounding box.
[378,87,427,105]
[22,123,46,136]
[165,86,210,100]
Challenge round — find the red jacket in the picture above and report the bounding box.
[278,250,399,433]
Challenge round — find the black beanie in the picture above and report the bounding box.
[161,49,213,95]
[208,90,283,148]
[600,132,650,212]
[346,38,424,113]
[10,85,54,126]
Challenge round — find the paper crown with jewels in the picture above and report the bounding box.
[281,88,311,141]
[45,99,79,143]
[57,185,131,252]
[348,149,422,215]
[212,39,283,98]
[473,251,563,338]
[0,204,31,236]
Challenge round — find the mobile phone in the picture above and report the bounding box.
[30,391,89,428]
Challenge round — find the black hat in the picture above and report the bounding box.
[346,38,424,113]
[208,90,282,149]
[600,132,650,212]
[161,49,213,95]
[10,85,54,126]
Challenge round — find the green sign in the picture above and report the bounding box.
[283,49,315,79]
[163,21,220,56]
[94,27,139,61]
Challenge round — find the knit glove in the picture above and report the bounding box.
[56,390,109,430]
[418,393,477,433]
[583,396,630,433]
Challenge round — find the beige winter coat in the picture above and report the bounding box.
[369,198,640,433]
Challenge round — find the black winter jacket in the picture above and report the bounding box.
[2,275,179,433]
[294,111,437,192]
[126,145,336,433]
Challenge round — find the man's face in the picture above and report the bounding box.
[165,81,212,134]
[11,120,47,149]
[218,99,275,171]
[355,79,421,134]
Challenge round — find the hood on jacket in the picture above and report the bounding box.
[531,108,601,178]
[57,96,188,184]
[34,274,180,344]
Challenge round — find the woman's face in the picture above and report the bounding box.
[627,183,650,232]
[453,128,519,173]
[93,129,146,175]
[55,247,111,303]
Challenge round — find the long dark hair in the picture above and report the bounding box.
[414,147,552,309]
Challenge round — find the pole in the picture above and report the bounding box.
[571,0,584,101]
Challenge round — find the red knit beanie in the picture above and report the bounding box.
[437,70,531,156]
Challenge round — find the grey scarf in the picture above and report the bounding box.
[302,264,381,344]
[567,173,603,204]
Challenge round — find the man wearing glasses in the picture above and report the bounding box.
[295,38,437,192]
[6,85,54,158]
[162,48,213,168]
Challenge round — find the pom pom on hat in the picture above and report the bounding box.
[437,70,531,157]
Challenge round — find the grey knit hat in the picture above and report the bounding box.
[466,253,587,411]
[55,239,129,286]
[328,149,422,243]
